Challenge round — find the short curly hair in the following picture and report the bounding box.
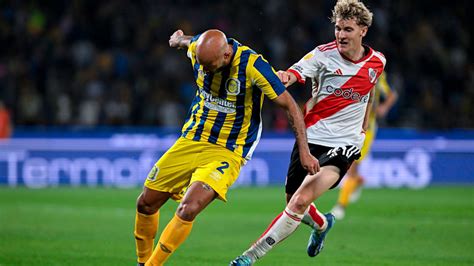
[331,0,373,27]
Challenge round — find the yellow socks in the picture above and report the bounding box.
[338,176,361,207]
[146,214,194,266]
[134,211,159,263]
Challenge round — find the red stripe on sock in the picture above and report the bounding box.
[258,212,283,240]
[309,204,325,227]
[284,210,302,222]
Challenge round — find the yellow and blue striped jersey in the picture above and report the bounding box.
[368,71,395,130]
[181,35,286,160]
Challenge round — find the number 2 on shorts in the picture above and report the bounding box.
[216,161,229,174]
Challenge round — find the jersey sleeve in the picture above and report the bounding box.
[186,34,201,59]
[251,55,286,100]
[288,48,323,84]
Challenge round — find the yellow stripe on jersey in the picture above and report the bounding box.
[181,35,286,160]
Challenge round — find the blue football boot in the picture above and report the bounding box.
[229,255,253,266]
[307,213,336,257]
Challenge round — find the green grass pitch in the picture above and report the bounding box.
[0,186,473,265]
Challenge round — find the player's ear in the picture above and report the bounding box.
[224,47,231,58]
[223,51,232,63]
[360,26,368,37]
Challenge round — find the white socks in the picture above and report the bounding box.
[302,202,327,231]
[243,207,303,262]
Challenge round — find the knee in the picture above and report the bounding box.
[288,193,311,213]
[176,202,201,221]
[136,194,159,215]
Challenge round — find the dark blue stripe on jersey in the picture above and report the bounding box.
[190,34,201,43]
[229,38,240,54]
[192,105,210,141]
[226,50,251,151]
[208,66,231,144]
[242,86,262,158]
[253,57,286,96]
[192,73,214,141]
[218,66,231,99]
[193,61,200,80]
[182,91,201,138]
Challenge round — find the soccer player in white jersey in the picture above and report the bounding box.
[331,71,398,220]
[230,0,386,265]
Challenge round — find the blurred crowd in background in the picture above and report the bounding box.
[0,0,472,132]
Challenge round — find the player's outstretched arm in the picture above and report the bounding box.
[276,70,298,88]
[169,29,192,49]
[273,91,320,175]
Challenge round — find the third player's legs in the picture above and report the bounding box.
[135,188,173,264]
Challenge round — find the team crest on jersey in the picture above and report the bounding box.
[225,78,240,95]
[198,69,206,78]
[146,166,159,181]
[368,68,378,84]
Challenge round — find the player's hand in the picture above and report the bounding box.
[300,152,320,175]
[169,29,184,48]
[376,104,389,118]
[277,70,291,85]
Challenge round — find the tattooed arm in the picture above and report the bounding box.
[273,90,319,175]
[169,29,193,49]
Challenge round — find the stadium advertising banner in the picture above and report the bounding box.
[0,130,473,188]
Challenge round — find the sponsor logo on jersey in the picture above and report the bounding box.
[225,78,241,95]
[200,88,237,113]
[324,85,369,103]
[334,69,343,75]
[368,68,378,83]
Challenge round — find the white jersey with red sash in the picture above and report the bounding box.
[288,41,386,149]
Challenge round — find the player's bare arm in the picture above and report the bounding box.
[276,70,298,87]
[362,87,376,133]
[169,29,192,49]
[273,90,320,174]
[376,90,398,118]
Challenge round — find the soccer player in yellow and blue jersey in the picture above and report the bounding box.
[133,29,319,266]
[331,71,398,219]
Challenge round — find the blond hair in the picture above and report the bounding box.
[331,0,373,27]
